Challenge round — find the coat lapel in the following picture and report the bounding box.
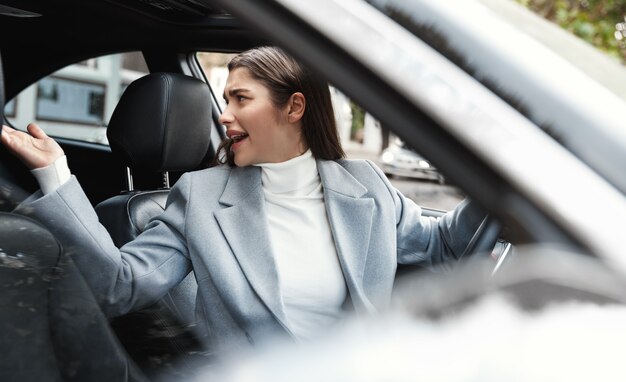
[214,161,377,322]
[213,166,288,326]
[317,160,375,313]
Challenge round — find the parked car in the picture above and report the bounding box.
[380,139,444,183]
[1,0,626,380]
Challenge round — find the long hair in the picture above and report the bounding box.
[214,46,345,166]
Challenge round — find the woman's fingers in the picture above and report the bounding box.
[1,125,12,145]
[1,125,23,148]
[27,123,48,139]
[1,125,17,144]
[1,123,65,169]
[2,124,15,134]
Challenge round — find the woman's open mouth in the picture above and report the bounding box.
[231,133,248,143]
[227,130,248,141]
[229,132,249,150]
[220,130,249,165]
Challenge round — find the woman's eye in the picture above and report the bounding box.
[237,95,246,102]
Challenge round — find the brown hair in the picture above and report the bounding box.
[214,46,345,166]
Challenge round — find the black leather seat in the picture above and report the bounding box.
[0,212,150,382]
[93,72,213,376]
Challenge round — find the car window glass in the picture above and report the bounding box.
[4,52,148,145]
[196,51,464,211]
[197,51,237,112]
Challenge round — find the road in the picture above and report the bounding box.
[345,145,464,211]
[388,176,465,211]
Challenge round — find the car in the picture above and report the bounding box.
[1,0,626,380]
[379,138,444,183]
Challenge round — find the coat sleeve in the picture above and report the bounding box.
[13,173,194,317]
[365,161,487,272]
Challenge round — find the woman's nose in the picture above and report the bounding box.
[218,108,233,125]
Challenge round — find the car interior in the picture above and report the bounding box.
[0,2,501,375]
[2,0,626,380]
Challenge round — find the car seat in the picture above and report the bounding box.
[93,72,213,376]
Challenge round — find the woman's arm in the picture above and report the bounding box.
[14,174,193,317]
[366,160,487,271]
[3,124,192,316]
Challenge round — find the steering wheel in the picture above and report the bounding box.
[465,215,501,256]
[454,214,502,269]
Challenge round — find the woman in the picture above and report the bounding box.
[1,46,485,355]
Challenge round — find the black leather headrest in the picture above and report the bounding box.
[107,72,212,172]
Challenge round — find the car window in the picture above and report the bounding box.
[196,51,464,211]
[364,0,626,196]
[4,52,149,145]
[197,51,237,112]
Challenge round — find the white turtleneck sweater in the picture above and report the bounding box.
[34,151,348,340]
[254,150,347,340]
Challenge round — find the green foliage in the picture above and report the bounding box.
[349,101,365,140]
[515,0,626,64]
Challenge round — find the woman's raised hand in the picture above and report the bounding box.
[1,123,65,169]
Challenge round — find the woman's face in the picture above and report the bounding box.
[219,68,305,167]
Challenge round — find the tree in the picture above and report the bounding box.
[515,0,626,65]
[349,101,365,143]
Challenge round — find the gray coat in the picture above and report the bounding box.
[16,159,484,353]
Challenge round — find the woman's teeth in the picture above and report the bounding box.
[231,133,248,142]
